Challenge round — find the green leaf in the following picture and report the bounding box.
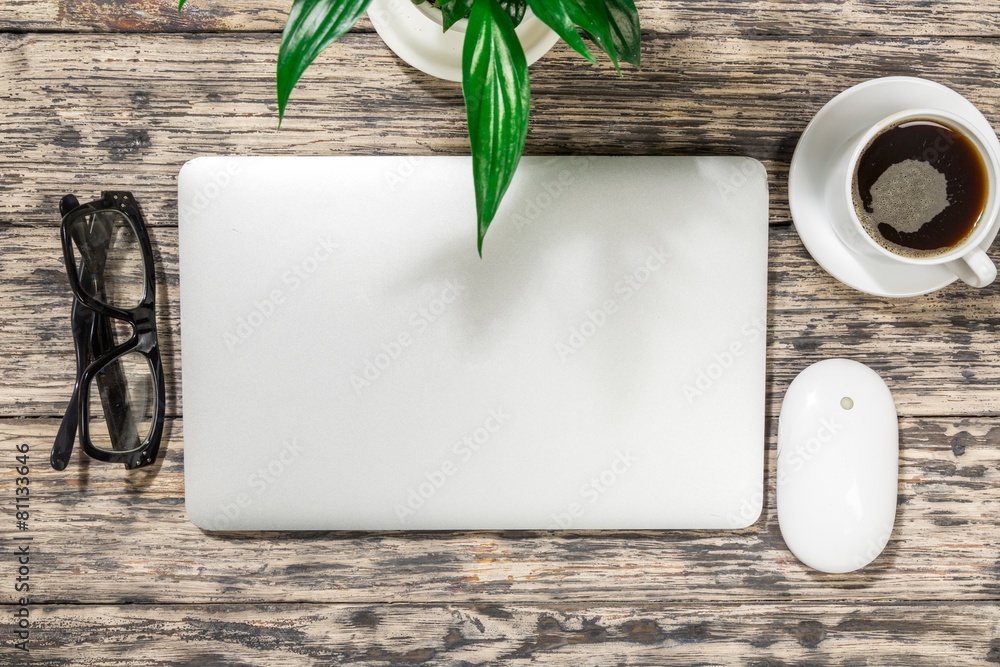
[564,0,619,70]
[497,0,527,27]
[439,0,522,30]
[604,0,640,66]
[524,0,595,63]
[438,0,474,31]
[178,0,186,9]
[529,0,619,70]
[277,0,373,122]
[463,0,530,255]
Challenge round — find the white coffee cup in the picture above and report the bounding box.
[826,108,999,288]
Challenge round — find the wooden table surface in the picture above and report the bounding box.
[2,1,999,664]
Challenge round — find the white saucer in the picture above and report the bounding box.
[368,0,560,83]
[789,76,1000,297]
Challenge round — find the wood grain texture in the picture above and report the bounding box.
[4,0,1000,37]
[11,603,1000,666]
[1,415,997,605]
[2,33,1000,229]
[3,224,998,418]
[3,1,1000,664]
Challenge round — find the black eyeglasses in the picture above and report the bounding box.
[51,191,165,471]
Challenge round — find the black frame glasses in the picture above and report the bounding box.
[51,191,165,471]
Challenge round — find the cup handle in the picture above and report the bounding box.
[947,247,997,288]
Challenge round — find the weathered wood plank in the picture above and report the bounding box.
[0,223,183,418]
[8,602,1000,666]
[4,0,1000,38]
[3,33,1000,228]
[3,224,998,418]
[1,416,996,604]
[3,2,999,661]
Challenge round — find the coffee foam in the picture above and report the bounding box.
[853,129,961,259]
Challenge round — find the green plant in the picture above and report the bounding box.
[178,0,640,253]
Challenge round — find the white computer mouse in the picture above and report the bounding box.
[776,358,898,573]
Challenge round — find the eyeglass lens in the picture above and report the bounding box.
[70,209,145,309]
[87,351,155,454]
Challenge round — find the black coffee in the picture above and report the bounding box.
[852,119,989,258]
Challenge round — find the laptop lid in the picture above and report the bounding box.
[179,156,768,530]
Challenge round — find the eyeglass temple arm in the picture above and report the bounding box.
[51,214,141,470]
[51,298,91,470]
[66,205,114,303]
[51,297,141,469]
[91,311,142,457]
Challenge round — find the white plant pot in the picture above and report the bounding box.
[367,0,560,82]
